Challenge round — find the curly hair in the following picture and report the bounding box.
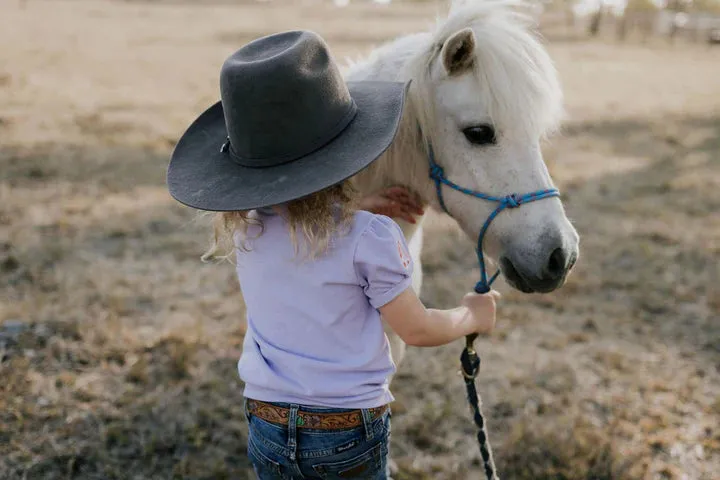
[202,181,357,263]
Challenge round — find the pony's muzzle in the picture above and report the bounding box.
[500,240,577,294]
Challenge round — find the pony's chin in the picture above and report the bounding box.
[505,277,536,294]
[500,258,567,294]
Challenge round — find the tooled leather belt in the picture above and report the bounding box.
[246,399,388,430]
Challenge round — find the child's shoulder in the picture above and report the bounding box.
[351,210,413,279]
[351,210,405,242]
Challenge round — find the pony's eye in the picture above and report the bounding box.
[462,125,496,146]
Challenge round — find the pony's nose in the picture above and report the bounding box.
[500,245,575,294]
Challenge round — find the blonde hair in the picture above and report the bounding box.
[202,181,357,263]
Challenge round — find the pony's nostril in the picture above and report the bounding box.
[546,247,566,279]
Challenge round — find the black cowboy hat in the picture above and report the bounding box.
[167,30,408,211]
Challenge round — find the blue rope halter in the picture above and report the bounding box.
[426,141,561,480]
[426,143,560,294]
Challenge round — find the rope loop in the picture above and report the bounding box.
[460,345,481,379]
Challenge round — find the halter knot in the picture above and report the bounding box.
[429,164,444,180]
[503,194,521,208]
[474,280,490,294]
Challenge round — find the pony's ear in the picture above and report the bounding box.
[441,28,476,76]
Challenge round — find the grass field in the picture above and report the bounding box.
[1,1,719,478]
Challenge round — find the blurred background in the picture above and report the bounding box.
[1,0,718,478]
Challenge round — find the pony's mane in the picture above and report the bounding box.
[349,0,564,198]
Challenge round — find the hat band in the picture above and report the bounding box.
[222,99,359,169]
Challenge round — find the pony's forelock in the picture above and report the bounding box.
[409,0,564,142]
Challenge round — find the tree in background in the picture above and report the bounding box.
[617,0,658,41]
[588,1,606,36]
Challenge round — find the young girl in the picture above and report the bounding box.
[167,30,499,479]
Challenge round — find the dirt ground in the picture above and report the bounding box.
[1,1,718,479]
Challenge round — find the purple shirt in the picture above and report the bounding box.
[235,209,413,408]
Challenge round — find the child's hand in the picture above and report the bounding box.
[461,290,500,335]
[357,186,424,224]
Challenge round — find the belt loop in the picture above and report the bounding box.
[287,404,299,460]
[360,408,374,441]
[243,398,251,422]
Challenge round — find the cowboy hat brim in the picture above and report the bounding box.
[167,81,408,212]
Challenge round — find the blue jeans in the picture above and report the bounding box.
[245,400,391,479]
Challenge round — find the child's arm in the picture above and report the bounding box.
[379,289,499,347]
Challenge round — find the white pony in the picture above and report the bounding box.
[345,0,580,366]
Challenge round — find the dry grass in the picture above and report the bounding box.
[1,1,719,479]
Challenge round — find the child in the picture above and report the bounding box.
[167,30,498,480]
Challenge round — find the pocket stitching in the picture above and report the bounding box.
[312,441,382,479]
[248,435,285,478]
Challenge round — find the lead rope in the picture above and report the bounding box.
[425,142,560,480]
[460,332,498,480]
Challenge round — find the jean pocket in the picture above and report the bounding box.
[312,441,386,479]
[247,436,286,479]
